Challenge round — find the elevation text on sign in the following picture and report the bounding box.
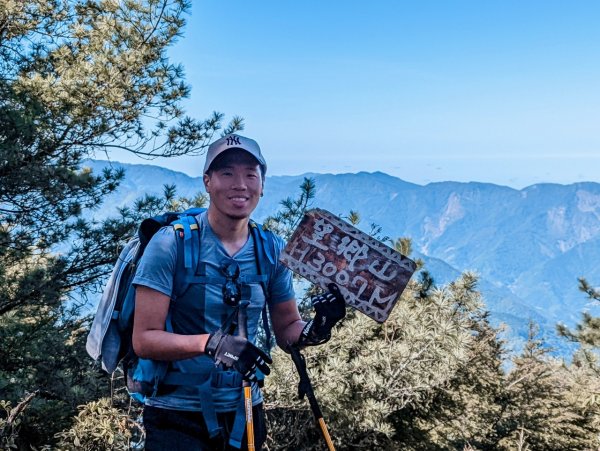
[280,209,416,323]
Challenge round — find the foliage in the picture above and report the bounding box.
[265,269,485,450]
[262,181,600,450]
[263,177,316,241]
[2,4,599,444]
[558,277,600,347]
[497,323,600,450]
[557,277,600,436]
[0,185,206,448]
[52,398,138,451]
[263,178,485,449]
[0,0,237,319]
[262,177,316,318]
[0,301,108,446]
[0,393,37,450]
[394,312,506,451]
[566,349,600,434]
[0,0,235,447]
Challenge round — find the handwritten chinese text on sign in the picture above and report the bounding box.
[280,209,417,323]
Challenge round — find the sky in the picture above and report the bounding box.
[113,1,600,188]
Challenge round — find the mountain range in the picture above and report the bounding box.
[86,159,600,356]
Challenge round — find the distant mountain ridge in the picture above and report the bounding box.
[86,159,600,355]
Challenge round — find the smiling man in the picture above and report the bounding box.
[131,134,346,450]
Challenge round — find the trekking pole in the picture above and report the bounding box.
[289,345,335,451]
[238,301,255,451]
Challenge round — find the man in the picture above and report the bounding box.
[132,134,346,450]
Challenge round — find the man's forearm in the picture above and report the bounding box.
[133,330,209,361]
[275,319,306,350]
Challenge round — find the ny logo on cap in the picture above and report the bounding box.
[226,136,241,146]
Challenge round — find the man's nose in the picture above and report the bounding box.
[231,173,247,189]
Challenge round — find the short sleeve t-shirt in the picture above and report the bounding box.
[132,211,294,411]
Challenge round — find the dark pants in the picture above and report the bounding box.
[143,404,267,451]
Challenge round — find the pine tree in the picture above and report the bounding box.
[0,1,237,447]
[262,182,495,449]
[556,277,600,449]
[265,240,485,449]
[497,322,600,450]
[558,277,600,347]
[394,311,506,451]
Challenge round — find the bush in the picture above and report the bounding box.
[265,272,483,449]
[53,398,139,451]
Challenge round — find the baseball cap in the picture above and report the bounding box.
[203,134,267,175]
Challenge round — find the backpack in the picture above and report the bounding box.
[86,208,278,404]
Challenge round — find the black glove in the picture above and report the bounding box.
[298,283,346,346]
[205,330,272,382]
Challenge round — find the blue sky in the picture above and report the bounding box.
[114,1,600,188]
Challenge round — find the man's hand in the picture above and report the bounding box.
[298,283,346,346]
[205,330,272,382]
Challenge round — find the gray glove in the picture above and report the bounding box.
[298,283,346,346]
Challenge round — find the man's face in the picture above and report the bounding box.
[203,150,264,221]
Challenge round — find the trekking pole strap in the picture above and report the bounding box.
[290,346,321,415]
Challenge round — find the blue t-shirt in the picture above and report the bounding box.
[132,212,294,412]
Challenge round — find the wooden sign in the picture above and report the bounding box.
[280,208,417,323]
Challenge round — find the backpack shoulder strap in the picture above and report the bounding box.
[172,214,202,300]
[172,215,200,270]
[249,221,279,352]
[249,220,276,267]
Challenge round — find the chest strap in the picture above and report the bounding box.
[182,274,268,285]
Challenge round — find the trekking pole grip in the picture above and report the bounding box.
[238,301,248,339]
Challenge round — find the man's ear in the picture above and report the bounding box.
[203,173,210,193]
